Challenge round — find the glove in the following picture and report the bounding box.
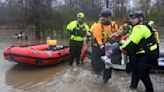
[100,45,105,56]
[120,40,126,45]
[119,46,123,51]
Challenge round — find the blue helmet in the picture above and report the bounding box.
[100,9,112,17]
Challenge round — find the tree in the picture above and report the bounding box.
[23,0,54,38]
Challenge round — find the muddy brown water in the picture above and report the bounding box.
[0,28,164,92]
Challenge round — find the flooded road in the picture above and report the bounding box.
[0,28,164,92]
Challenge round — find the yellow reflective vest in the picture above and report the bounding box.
[122,24,158,54]
[66,20,89,41]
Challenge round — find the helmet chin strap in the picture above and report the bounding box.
[133,17,140,26]
[77,19,83,25]
[103,21,110,25]
[78,21,83,25]
[133,22,140,26]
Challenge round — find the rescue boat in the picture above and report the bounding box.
[3,44,70,66]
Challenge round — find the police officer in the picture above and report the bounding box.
[66,12,89,66]
[90,9,119,83]
[121,10,159,92]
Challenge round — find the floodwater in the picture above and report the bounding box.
[0,28,164,92]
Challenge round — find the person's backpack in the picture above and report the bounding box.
[143,21,160,66]
[143,21,160,44]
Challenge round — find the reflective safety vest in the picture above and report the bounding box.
[122,24,159,55]
[91,21,119,46]
[66,20,89,41]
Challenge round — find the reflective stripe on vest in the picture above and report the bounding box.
[136,44,157,54]
[70,35,84,41]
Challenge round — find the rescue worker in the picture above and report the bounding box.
[123,10,160,73]
[90,9,119,83]
[66,12,89,66]
[121,10,159,92]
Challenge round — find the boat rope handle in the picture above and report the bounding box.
[7,46,15,61]
[7,45,15,52]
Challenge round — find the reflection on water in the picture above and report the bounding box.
[4,58,164,92]
[5,62,68,91]
[5,60,119,92]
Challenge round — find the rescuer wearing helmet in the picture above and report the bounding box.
[121,10,160,74]
[66,12,89,66]
[90,8,119,83]
[121,9,159,92]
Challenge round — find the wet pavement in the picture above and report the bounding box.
[0,28,164,92]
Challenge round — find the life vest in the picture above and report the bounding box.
[122,24,159,66]
[66,20,89,41]
[91,21,118,46]
[122,25,159,55]
[72,23,87,37]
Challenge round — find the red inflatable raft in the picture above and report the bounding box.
[3,44,70,66]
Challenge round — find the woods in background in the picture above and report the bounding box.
[0,0,163,39]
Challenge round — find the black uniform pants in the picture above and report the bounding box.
[130,54,154,92]
[69,40,83,66]
[91,45,104,74]
[126,54,136,73]
[91,45,112,82]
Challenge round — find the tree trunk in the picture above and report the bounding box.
[35,23,41,39]
[106,0,109,8]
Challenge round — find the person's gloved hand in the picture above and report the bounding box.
[100,45,105,56]
[119,46,128,55]
[119,46,123,51]
[120,40,126,45]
